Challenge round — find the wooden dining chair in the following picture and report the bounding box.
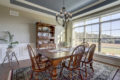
[80,42,89,66]
[27,44,52,80]
[60,45,85,80]
[81,44,96,77]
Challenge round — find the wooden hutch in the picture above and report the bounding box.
[36,22,55,49]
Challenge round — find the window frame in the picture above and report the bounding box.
[72,12,120,55]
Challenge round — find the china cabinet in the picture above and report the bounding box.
[36,22,55,48]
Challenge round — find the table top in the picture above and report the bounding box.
[37,48,74,60]
[37,47,89,60]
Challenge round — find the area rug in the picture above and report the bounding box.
[11,61,118,80]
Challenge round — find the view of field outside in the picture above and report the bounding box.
[72,12,120,57]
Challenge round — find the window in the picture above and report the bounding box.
[72,12,120,57]
[101,19,120,57]
[73,21,84,27]
[72,27,84,47]
[85,24,99,52]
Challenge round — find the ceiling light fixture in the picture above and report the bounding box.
[56,0,72,27]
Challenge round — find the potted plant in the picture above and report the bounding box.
[0,31,19,50]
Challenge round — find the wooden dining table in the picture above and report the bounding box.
[37,48,73,80]
[37,47,89,80]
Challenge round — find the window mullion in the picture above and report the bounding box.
[98,17,101,52]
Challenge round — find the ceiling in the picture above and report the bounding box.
[10,0,118,17]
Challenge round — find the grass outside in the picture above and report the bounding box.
[101,43,120,57]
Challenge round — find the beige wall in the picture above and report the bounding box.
[0,5,64,44]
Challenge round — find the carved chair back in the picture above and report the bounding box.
[27,44,40,70]
[68,45,85,69]
[87,44,96,62]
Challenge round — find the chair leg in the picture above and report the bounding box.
[69,71,72,80]
[79,70,83,80]
[85,63,87,78]
[60,67,64,76]
[90,63,94,72]
[30,71,34,80]
[81,62,83,67]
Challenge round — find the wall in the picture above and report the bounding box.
[0,5,64,64]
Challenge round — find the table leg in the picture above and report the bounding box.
[51,59,62,80]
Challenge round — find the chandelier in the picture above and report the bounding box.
[56,0,72,27]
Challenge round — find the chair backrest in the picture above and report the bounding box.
[81,42,89,48]
[27,44,40,70]
[68,45,85,68]
[87,44,96,62]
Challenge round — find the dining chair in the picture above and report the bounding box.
[60,45,85,80]
[81,44,96,77]
[27,44,52,80]
[80,42,89,66]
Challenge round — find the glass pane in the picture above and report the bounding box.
[72,39,83,47]
[92,31,99,38]
[102,31,111,38]
[86,25,92,38]
[92,24,99,32]
[111,13,120,19]
[86,20,91,25]
[73,21,84,27]
[86,18,99,24]
[111,30,120,38]
[101,22,111,31]
[91,18,99,23]
[72,27,84,47]
[101,15,111,22]
[86,25,92,33]
[101,39,120,57]
[111,20,120,30]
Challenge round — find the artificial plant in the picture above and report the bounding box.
[0,31,19,48]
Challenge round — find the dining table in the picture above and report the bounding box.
[37,47,89,80]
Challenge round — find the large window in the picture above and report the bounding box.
[72,26,84,47]
[72,12,120,57]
